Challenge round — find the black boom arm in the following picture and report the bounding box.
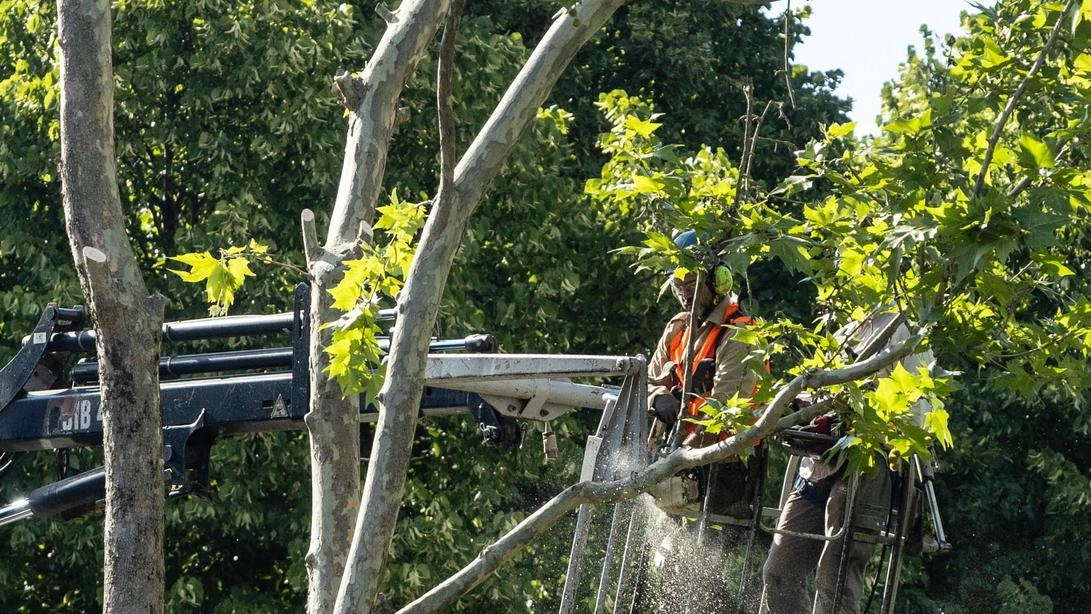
[0,283,508,525]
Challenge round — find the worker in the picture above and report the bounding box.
[645,229,764,517]
[760,309,934,614]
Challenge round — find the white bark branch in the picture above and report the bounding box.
[326,0,451,248]
[397,337,921,613]
[334,1,631,612]
[451,0,631,209]
[316,2,451,614]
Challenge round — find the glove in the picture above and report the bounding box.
[650,393,681,427]
[692,358,716,394]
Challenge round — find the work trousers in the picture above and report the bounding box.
[760,464,891,614]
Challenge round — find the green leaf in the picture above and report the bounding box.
[226,257,255,283]
[825,121,856,140]
[623,115,661,138]
[1075,52,1091,73]
[168,252,219,282]
[1034,255,1075,277]
[631,174,666,195]
[1018,134,1054,169]
[924,408,953,449]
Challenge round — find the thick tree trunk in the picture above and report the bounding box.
[305,2,451,612]
[333,2,629,612]
[56,1,166,613]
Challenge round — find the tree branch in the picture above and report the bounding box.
[335,3,632,613]
[396,336,920,613]
[437,0,464,195]
[313,3,451,613]
[780,0,796,109]
[452,0,631,209]
[326,0,451,248]
[301,209,319,267]
[57,2,166,611]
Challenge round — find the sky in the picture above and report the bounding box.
[781,0,975,135]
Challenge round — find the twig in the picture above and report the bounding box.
[734,80,754,209]
[781,0,796,109]
[972,0,1075,197]
[437,0,465,195]
[743,101,775,183]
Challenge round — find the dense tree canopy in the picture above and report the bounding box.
[0,1,843,612]
[3,0,1089,612]
[577,1,1091,612]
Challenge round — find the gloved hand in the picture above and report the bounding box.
[650,393,681,428]
[692,358,716,394]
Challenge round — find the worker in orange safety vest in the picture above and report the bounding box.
[645,230,765,517]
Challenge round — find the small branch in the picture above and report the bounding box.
[781,0,796,109]
[743,101,775,184]
[82,246,113,297]
[356,220,374,246]
[436,0,465,195]
[301,209,319,266]
[376,3,397,24]
[736,81,753,207]
[972,0,1075,197]
[332,70,367,111]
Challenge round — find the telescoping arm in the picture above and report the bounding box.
[0,466,106,527]
[0,285,644,525]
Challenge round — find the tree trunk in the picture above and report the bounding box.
[56,1,166,613]
[305,2,451,612]
[333,2,629,612]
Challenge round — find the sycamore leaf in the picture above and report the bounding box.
[226,257,255,283]
[825,121,856,140]
[248,239,269,256]
[624,115,661,138]
[925,408,954,449]
[1074,52,1091,73]
[1034,255,1075,277]
[1018,134,1054,170]
[631,174,666,195]
[168,252,219,282]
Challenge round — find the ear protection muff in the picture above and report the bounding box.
[708,263,734,296]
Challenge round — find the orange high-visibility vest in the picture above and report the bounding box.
[667,303,754,434]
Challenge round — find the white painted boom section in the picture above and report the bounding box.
[423,354,636,383]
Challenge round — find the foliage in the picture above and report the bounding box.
[0,2,848,613]
[324,192,424,399]
[587,1,1091,611]
[877,4,1091,611]
[445,0,850,357]
[1,1,370,611]
[168,240,270,316]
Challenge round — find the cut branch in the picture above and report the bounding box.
[396,337,920,613]
[437,0,465,194]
